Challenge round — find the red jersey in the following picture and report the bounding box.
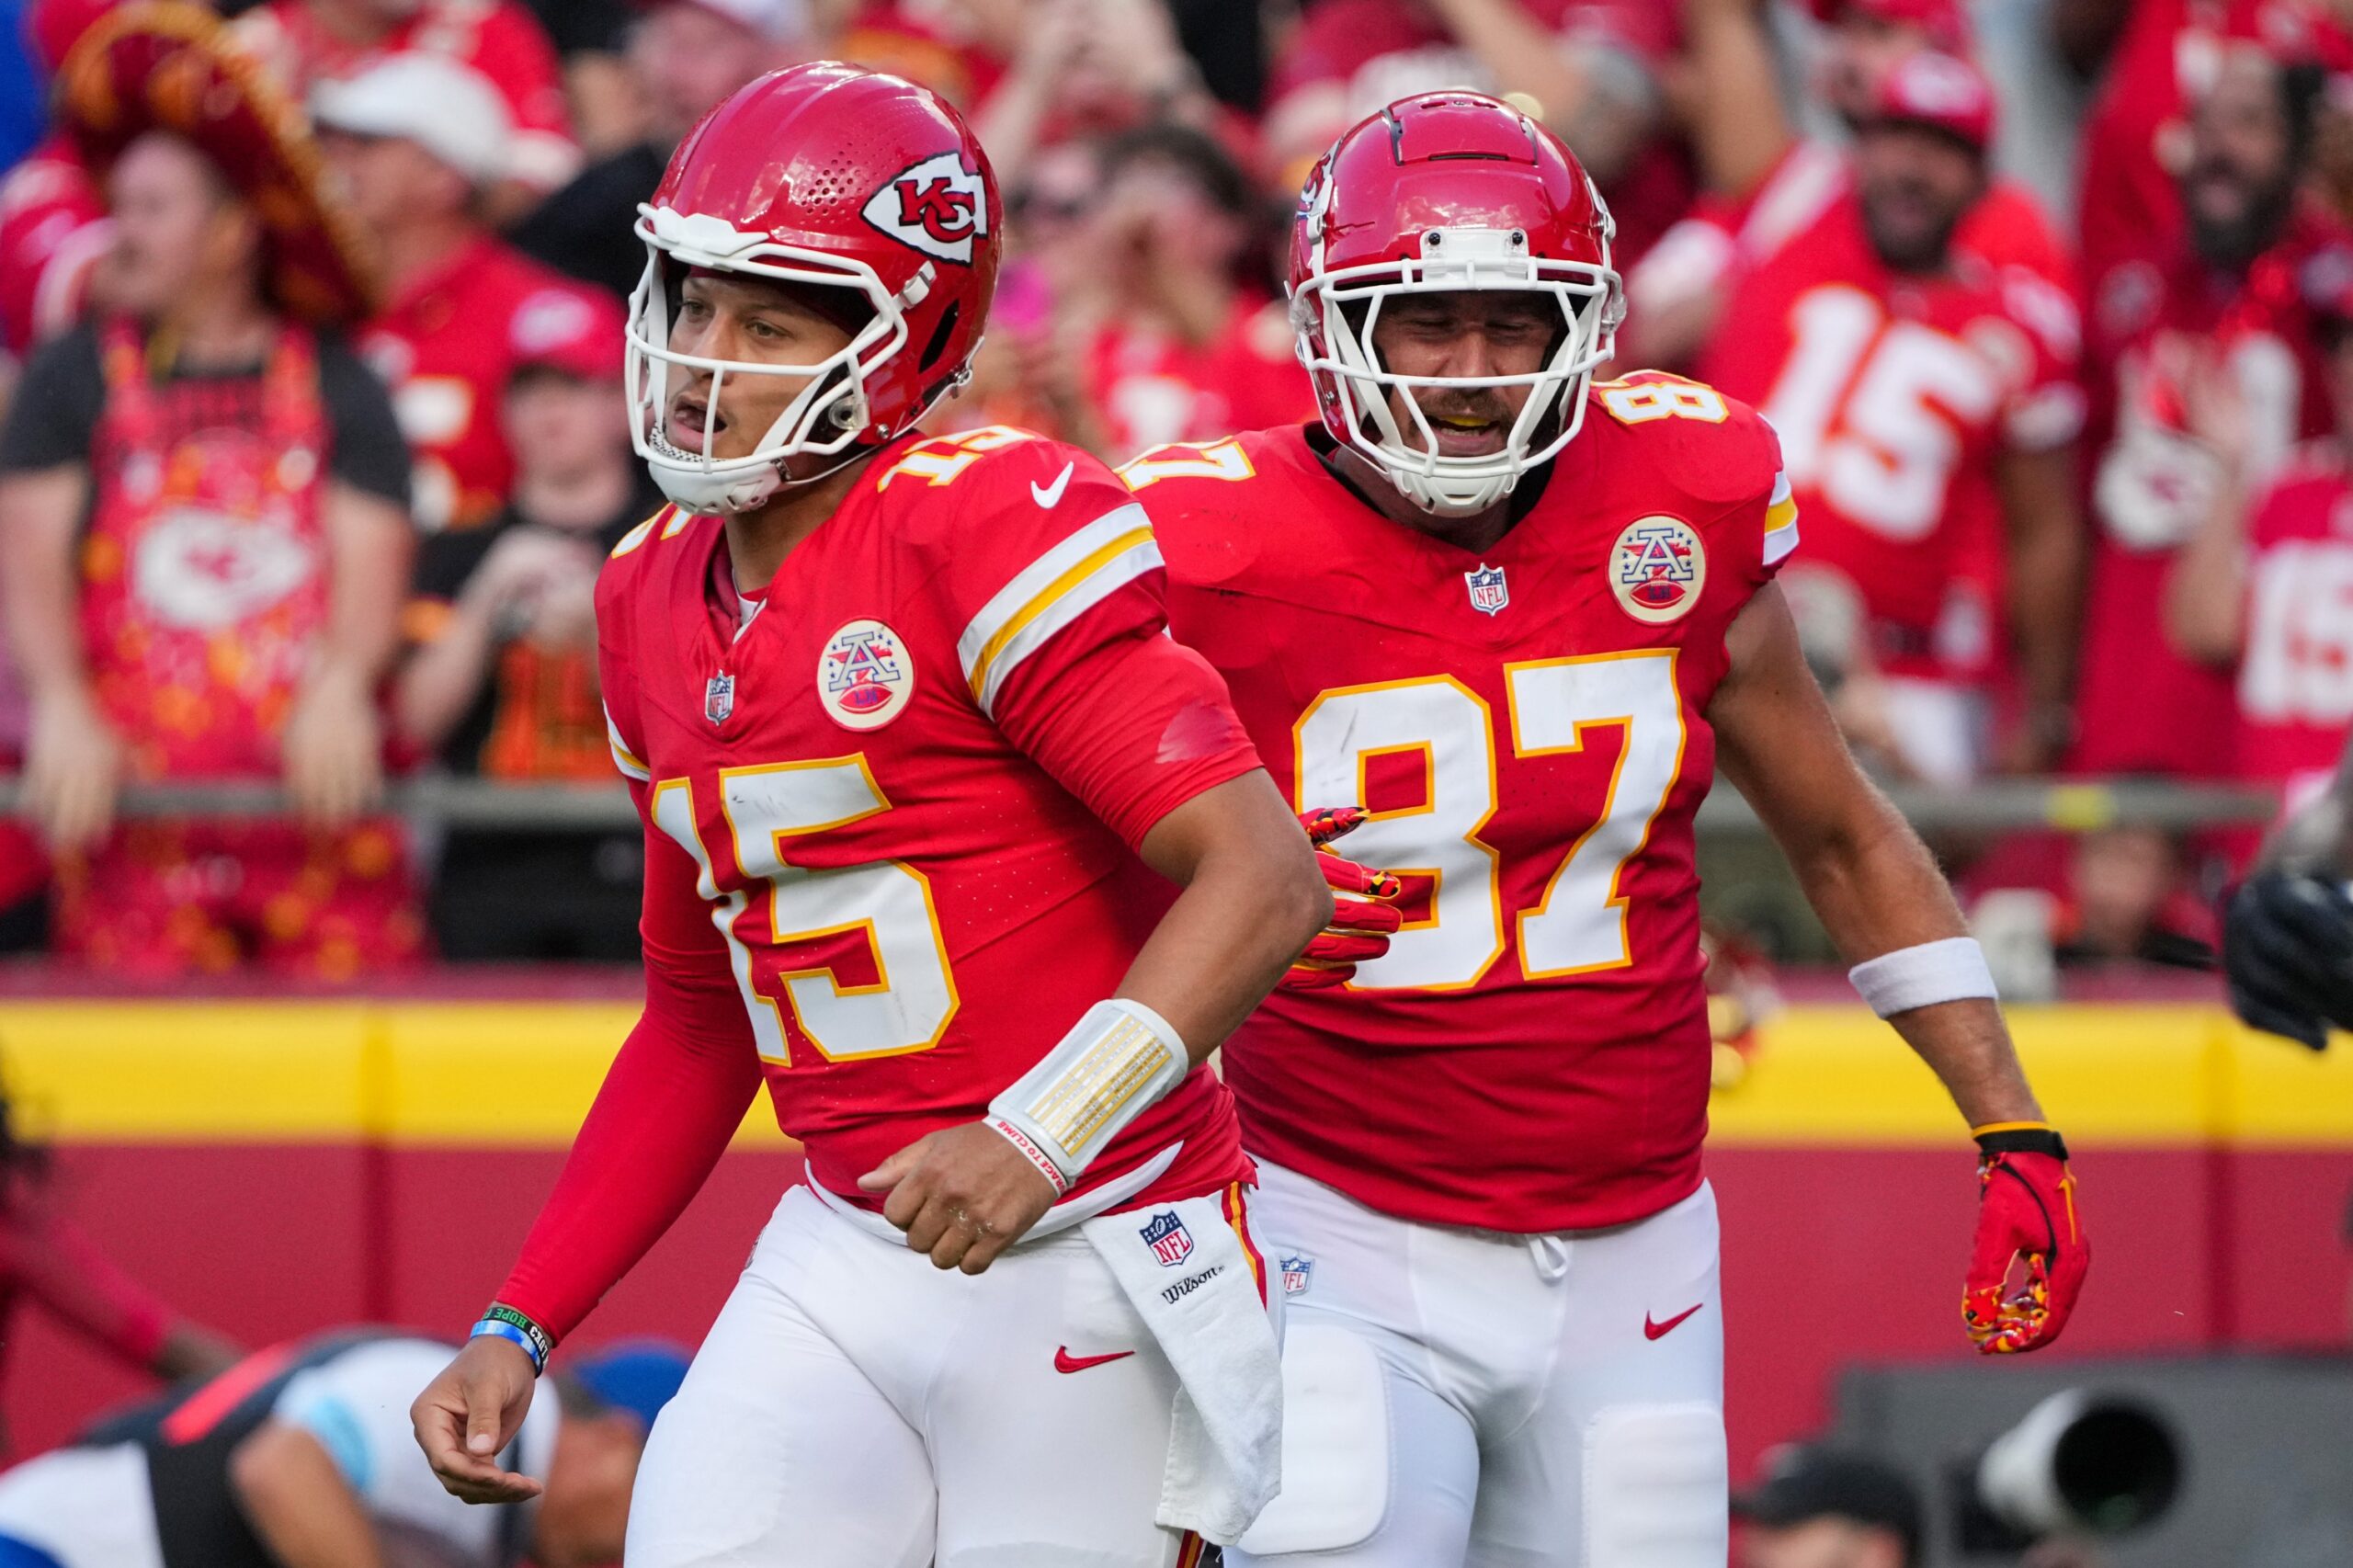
[232,0,579,192]
[0,135,106,358]
[2075,0,2346,301]
[2074,217,2347,774]
[2231,446,2353,802]
[1699,182,2081,676]
[1148,380,1795,1233]
[598,426,1262,1209]
[357,239,613,532]
[1088,297,1315,462]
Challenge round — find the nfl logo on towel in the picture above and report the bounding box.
[1279,1254,1313,1296]
[1141,1210,1194,1267]
[1464,562,1508,615]
[704,672,734,724]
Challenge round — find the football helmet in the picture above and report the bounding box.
[626,62,1001,514]
[1290,92,1623,516]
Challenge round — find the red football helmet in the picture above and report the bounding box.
[1290,92,1623,516]
[626,62,1001,514]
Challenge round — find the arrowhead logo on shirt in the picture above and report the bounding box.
[818,619,915,731]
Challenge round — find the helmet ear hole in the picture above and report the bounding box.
[917,301,961,372]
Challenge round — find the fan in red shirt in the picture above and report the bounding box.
[408,65,1342,1566]
[313,54,618,533]
[1142,89,2084,1568]
[0,0,120,360]
[1698,51,2086,783]
[1072,125,1313,460]
[230,0,579,199]
[2165,269,2353,839]
[2074,44,2348,778]
[2068,0,2347,318]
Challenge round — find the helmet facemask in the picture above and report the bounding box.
[1296,225,1624,517]
[626,203,932,515]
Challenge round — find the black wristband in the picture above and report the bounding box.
[1974,1125,2069,1161]
[481,1302,555,1367]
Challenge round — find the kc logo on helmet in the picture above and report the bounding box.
[864,152,989,266]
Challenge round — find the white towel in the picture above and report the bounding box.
[1083,1188,1283,1545]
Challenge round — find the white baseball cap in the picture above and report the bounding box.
[311,53,515,187]
[655,0,808,44]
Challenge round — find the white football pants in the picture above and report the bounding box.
[1229,1164,1726,1568]
[626,1184,1227,1568]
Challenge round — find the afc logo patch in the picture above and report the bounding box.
[1279,1254,1314,1297]
[862,152,989,266]
[1140,1210,1195,1267]
[1610,516,1707,625]
[704,671,735,725]
[1464,562,1508,615]
[818,619,915,731]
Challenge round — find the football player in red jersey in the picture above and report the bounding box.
[407,65,1345,1568]
[1136,92,2089,1567]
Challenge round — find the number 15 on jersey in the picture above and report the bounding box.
[1296,650,1687,991]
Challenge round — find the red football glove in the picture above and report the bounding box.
[1963,1123,2088,1355]
[1286,807,1404,990]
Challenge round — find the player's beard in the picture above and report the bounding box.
[2185,161,2298,273]
[1859,178,1965,275]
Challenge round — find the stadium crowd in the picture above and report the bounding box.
[0,0,2349,974]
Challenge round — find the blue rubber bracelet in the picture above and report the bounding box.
[470,1318,545,1375]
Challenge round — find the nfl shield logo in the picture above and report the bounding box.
[704,672,735,725]
[1279,1254,1314,1296]
[1140,1210,1194,1267]
[1465,563,1509,615]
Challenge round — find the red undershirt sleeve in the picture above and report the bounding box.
[492,779,763,1345]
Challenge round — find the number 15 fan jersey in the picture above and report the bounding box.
[1145,378,1795,1233]
[597,427,1262,1210]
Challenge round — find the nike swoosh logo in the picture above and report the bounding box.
[1643,1304,1703,1341]
[1031,461,1075,509]
[1053,1346,1135,1374]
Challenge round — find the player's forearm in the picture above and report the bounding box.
[494,969,762,1341]
[1129,776,1332,1060]
[393,602,499,751]
[0,470,97,705]
[1679,0,1794,199]
[2161,485,2249,667]
[230,1423,386,1568]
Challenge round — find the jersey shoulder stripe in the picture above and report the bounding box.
[608,503,682,560]
[606,703,651,782]
[958,502,1162,716]
[1763,469,1800,566]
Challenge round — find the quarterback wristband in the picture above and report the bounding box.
[473,1303,552,1374]
[1972,1120,2070,1161]
[986,999,1189,1193]
[1849,937,1997,1018]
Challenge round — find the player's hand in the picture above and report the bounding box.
[1963,1125,2088,1355]
[411,1335,543,1504]
[282,664,384,827]
[24,690,124,853]
[858,1120,1061,1274]
[2222,869,2353,1051]
[1284,807,1404,990]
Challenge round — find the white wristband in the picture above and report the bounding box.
[987,999,1189,1193]
[1848,937,1999,1018]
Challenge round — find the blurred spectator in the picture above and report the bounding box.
[522,0,647,158]
[2165,260,2353,825]
[1733,1442,1922,1568]
[1631,0,2074,367]
[511,0,804,302]
[396,295,655,961]
[0,1075,239,1451]
[1061,123,1311,460]
[0,0,119,362]
[972,0,1224,192]
[830,0,1014,108]
[1259,0,1681,259]
[230,0,581,211]
[1699,51,2086,784]
[2075,45,2340,778]
[0,3,420,978]
[315,53,620,534]
[2059,0,2349,313]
